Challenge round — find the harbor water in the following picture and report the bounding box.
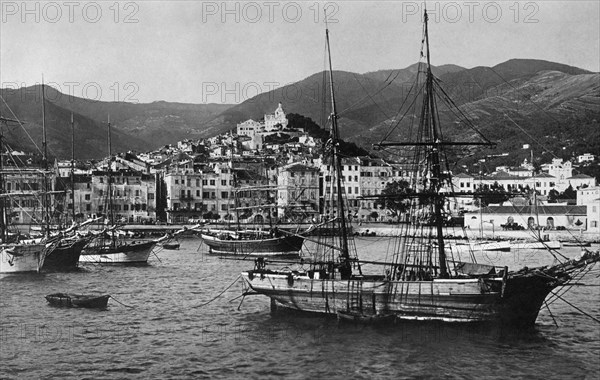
[1,237,598,379]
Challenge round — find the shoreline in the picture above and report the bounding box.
[350,224,599,243]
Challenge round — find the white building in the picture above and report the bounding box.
[577,153,596,163]
[264,103,288,130]
[586,198,600,234]
[577,186,600,206]
[566,174,596,191]
[237,119,264,137]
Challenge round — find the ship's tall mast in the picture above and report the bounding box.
[0,116,15,242]
[71,112,75,223]
[325,24,351,278]
[422,10,449,277]
[41,80,50,237]
[107,115,114,225]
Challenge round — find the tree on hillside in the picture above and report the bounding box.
[474,182,510,207]
[558,185,576,200]
[287,113,371,157]
[374,180,414,215]
[547,189,560,203]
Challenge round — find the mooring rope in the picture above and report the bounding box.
[109,295,135,308]
[193,275,241,309]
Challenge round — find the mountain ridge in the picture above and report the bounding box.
[1,58,596,163]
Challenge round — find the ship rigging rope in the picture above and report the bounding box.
[336,69,405,120]
[432,77,493,145]
[503,114,558,158]
[192,274,241,309]
[549,288,600,324]
[0,95,43,155]
[487,66,565,132]
[1,93,80,167]
[545,264,596,305]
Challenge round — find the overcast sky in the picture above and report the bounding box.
[1,1,598,104]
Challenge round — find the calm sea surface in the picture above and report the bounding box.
[1,237,599,379]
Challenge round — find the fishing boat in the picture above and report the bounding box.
[561,240,591,247]
[450,240,511,253]
[80,233,157,264]
[200,228,304,257]
[240,11,600,328]
[45,293,110,309]
[511,240,562,250]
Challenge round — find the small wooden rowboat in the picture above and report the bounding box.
[45,293,110,309]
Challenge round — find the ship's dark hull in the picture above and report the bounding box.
[201,233,303,257]
[45,293,110,309]
[242,253,598,328]
[80,240,155,263]
[43,238,89,270]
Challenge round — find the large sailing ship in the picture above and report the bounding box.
[240,11,600,327]
[79,117,159,264]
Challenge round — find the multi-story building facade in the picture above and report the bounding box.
[164,169,204,223]
[2,168,50,231]
[277,163,319,222]
[89,170,156,223]
[201,163,235,221]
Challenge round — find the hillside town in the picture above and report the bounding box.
[4,103,599,236]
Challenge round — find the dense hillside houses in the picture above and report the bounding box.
[3,103,598,231]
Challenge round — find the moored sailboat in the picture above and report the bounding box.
[0,114,50,273]
[200,228,304,257]
[79,117,158,264]
[199,164,305,257]
[240,11,600,327]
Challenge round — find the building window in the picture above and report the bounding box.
[85,194,91,200]
[175,179,179,185]
[148,193,154,200]
[202,179,207,185]
[221,180,227,186]
[222,192,228,199]
[210,180,215,186]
